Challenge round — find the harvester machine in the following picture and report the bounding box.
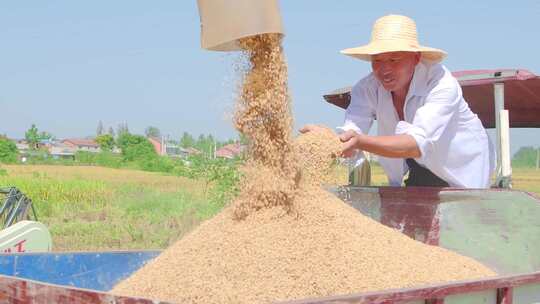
[0,187,52,253]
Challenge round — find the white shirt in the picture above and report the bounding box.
[340,62,495,188]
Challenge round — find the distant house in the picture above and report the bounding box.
[15,140,29,154]
[13,139,74,161]
[48,143,77,159]
[148,136,201,158]
[148,137,164,155]
[62,139,100,153]
[14,139,46,160]
[38,138,55,147]
[168,146,197,159]
[183,147,201,157]
[216,143,245,159]
[15,139,46,151]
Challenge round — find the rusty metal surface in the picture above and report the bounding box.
[462,77,540,128]
[279,271,540,304]
[0,274,169,304]
[332,186,540,275]
[323,86,351,110]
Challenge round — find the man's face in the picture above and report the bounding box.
[371,52,421,93]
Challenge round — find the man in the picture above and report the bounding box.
[302,14,494,188]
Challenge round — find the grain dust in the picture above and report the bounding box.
[111,33,495,304]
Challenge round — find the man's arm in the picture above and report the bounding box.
[340,130,421,158]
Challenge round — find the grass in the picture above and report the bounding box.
[0,163,538,251]
[0,165,217,251]
[511,167,540,196]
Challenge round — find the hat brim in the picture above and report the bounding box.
[341,40,447,64]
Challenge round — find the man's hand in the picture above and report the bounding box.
[339,130,363,158]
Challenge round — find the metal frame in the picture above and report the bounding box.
[454,73,513,188]
[282,271,540,304]
[1,270,539,303]
[0,187,38,229]
[0,274,166,304]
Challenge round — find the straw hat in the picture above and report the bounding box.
[341,15,447,64]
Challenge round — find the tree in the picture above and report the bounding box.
[25,124,40,150]
[0,137,18,163]
[117,133,156,161]
[512,146,539,168]
[96,134,115,152]
[24,124,55,150]
[108,127,115,138]
[195,134,217,158]
[96,121,104,136]
[117,122,129,137]
[180,132,195,148]
[238,132,250,145]
[39,131,54,141]
[206,134,215,158]
[145,126,161,139]
[195,134,206,150]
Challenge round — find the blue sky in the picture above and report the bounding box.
[1,1,539,155]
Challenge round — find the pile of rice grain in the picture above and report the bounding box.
[111,33,495,304]
[294,127,343,186]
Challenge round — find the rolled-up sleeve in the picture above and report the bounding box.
[338,78,376,135]
[396,77,460,162]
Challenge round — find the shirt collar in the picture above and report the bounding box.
[407,61,429,98]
